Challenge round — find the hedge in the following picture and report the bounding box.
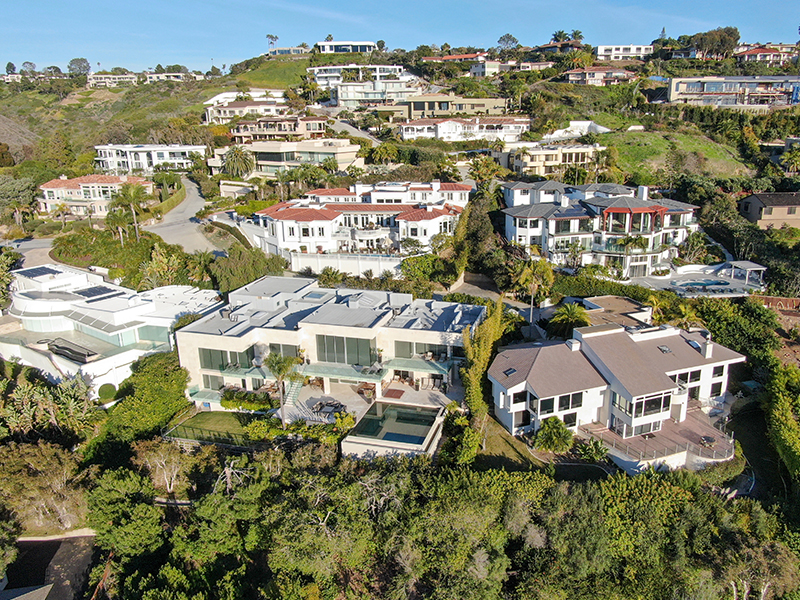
[207,221,252,249]
[219,388,277,411]
[696,440,747,486]
[151,184,186,215]
[767,393,800,479]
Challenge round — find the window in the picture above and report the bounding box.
[539,397,554,415]
[631,392,671,418]
[789,207,797,215]
[318,227,325,236]
[558,392,583,411]
[316,335,374,365]
[415,342,447,357]
[268,343,298,358]
[710,382,723,397]
[301,227,310,237]
[515,411,531,427]
[713,365,724,378]
[517,219,528,229]
[202,374,224,390]
[563,412,577,428]
[395,341,413,358]
[764,207,773,216]
[513,391,527,405]
[287,226,295,236]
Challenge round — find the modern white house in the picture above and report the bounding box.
[87,72,139,88]
[266,47,308,56]
[333,79,420,108]
[204,100,289,124]
[734,46,796,66]
[315,41,377,54]
[207,138,364,179]
[501,183,699,277]
[38,174,153,216]
[668,76,800,109]
[399,117,531,143]
[498,143,607,176]
[0,264,222,395]
[175,275,485,455]
[595,44,653,61]
[564,67,636,86]
[470,61,554,77]
[488,317,745,473]
[307,64,415,89]
[145,72,205,83]
[95,144,207,175]
[231,115,327,143]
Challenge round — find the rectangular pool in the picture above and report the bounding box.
[349,403,440,446]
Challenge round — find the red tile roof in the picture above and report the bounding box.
[565,67,635,74]
[40,175,149,190]
[255,203,340,222]
[736,47,783,56]
[396,205,462,222]
[440,183,472,191]
[305,188,355,196]
[323,203,416,213]
[421,52,487,62]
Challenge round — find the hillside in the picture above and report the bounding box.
[597,130,752,178]
[0,114,38,160]
[235,57,311,88]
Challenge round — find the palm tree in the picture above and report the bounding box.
[370,143,398,165]
[51,203,70,230]
[186,250,214,284]
[551,30,569,42]
[105,209,129,247]
[273,170,291,201]
[570,30,584,42]
[222,145,255,179]
[6,198,33,228]
[489,139,506,153]
[671,303,703,330]
[264,352,302,429]
[321,156,339,175]
[781,146,800,174]
[110,183,149,242]
[511,258,555,325]
[645,294,668,325]
[547,302,591,338]
[266,34,279,49]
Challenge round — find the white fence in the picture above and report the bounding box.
[289,253,403,277]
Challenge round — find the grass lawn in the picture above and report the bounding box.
[169,411,263,446]
[474,416,545,471]
[598,130,751,177]
[237,59,310,89]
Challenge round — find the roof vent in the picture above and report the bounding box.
[657,345,672,354]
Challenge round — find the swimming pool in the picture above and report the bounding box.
[671,279,729,288]
[349,403,440,445]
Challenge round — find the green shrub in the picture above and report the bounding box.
[151,184,186,215]
[695,440,747,486]
[98,383,117,401]
[219,387,277,411]
[207,221,252,249]
[34,222,62,237]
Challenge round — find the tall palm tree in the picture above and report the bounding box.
[645,294,668,325]
[547,302,591,338]
[105,209,129,247]
[265,352,302,429]
[489,139,506,153]
[570,30,584,42]
[552,30,569,42]
[671,303,703,330]
[6,199,33,228]
[51,203,70,230]
[186,250,214,284]
[511,258,555,325]
[273,170,291,201]
[110,183,149,242]
[781,146,800,174]
[222,145,255,179]
[371,143,398,165]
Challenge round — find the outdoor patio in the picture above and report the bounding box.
[630,261,766,298]
[286,379,461,424]
[580,404,734,464]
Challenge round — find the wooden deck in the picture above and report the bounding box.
[580,403,734,462]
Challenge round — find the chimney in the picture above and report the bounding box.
[560,193,569,208]
[702,334,713,359]
[59,174,68,180]
[637,185,649,201]
[566,339,581,352]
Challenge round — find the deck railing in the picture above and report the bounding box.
[578,427,735,461]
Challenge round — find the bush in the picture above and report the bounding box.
[98,383,117,401]
[533,417,574,454]
[695,440,747,486]
[34,221,62,237]
[206,221,252,249]
[219,387,277,411]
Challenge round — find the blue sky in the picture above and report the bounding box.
[1,0,798,72]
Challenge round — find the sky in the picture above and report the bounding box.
[1,0,798,73]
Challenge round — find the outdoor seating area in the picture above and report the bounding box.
[312,399,347,417]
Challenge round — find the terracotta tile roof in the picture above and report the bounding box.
[305,187,355,196]
[440,183,472,191]
[421,53,487,62]
[396,204,462,221]
[736,47,783,56]
[565,67,635,74]
[323,203,416,213]
[40,175,149,190]
[255,203,340,222]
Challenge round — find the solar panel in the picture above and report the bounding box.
[16,266,60,278]
[74,286,115,299]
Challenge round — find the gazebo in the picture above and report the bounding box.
[720,260,767,288]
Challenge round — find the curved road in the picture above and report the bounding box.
[143,177,217,254]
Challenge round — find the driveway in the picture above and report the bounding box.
[143,177,217,254]
[446,272,530,317]
[327,120,380,146]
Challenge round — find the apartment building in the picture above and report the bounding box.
[470,61,554,77]
[266,47,308,56]
[38,174,153,216]
[399,117,531,143]
[564,67,635,86]
[175,275,484,404]
[668,76,800,109]
[1,264,222,393]
[502,183,699,277]
[376,93,508,121]
[231,115,327,143]
[95,144,206,175]
[315,41,377,54]
[307,64,415,89]
[489,321,745,472]
[207,139,363,179]
[87,72,139,88]
[204,100,289,124]
[421,52,488,63]
[333,79,420,108]
[595,44,653,61]
[739,192,800,228]
[508,143,606,176]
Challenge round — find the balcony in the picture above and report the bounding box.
[355,227,392,240]
[332,228,352,240]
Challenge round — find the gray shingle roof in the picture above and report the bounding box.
[745,192,800,207]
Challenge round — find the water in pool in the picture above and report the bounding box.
[350,403,439,445]
[672,279,729,288]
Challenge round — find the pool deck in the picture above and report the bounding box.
[631,271,764,298]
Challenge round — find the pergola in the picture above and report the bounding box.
[721,260,767,287]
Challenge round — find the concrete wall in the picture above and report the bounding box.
[289,253,403,277]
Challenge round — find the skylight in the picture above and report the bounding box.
[503,368,517,376]
[657,345,672,354]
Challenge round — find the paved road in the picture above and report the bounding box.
[143,178,217,254]
[328,120,380,146]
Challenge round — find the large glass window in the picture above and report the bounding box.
[202,374,224,390]
[539,397,554,415]
[317,335,374,365]
[395,341,413,358]
[199,347,253,370]
[269,343,298,358]
[513,391,527,405]
[415,343,447,357]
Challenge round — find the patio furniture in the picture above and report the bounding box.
[699,435,715,448]
[312,401,324,412]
